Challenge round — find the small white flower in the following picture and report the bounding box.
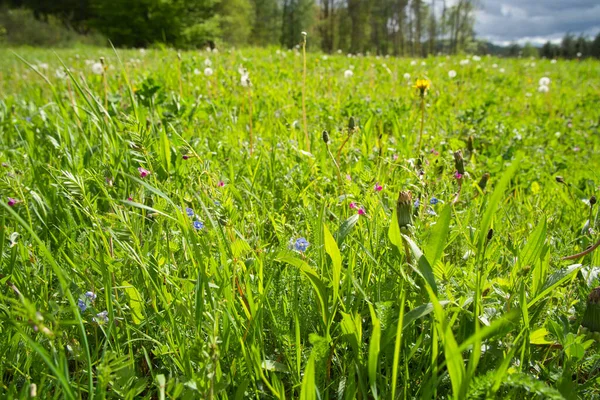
[539,76,550,86]
[344,69,354,78]
[139,48,146,55]
[459,59,470,66]
[403,73,411,80]
[525,92,532,97]
[55,68,67,79]
[38,63,49,70]
[193,68,201,75]
[538,85,549,93]
[91,62,104,75]
[204,58,212,67]
[530,62,536,67]
[322,55,328,61]
[420,61,426,66]
[410,60,417,66]
[577,52,582,58]
[499,68,505,73]
[206,47,212,53]
[492,63,498,68]
[550,59,557,64]
[337,49,342,54]
[472,55,481,61]
[239,67,251,87]
[204,67,213,76]
[555,132,561,138]
[448,70,457,78]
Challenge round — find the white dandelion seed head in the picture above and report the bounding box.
[499,68,505,73]
[459,59,470,66]
[538,85,549,93]
[55,68,67,79]
[472,55,481,61]
[38,63,49,70]
[204,67,213,76]
[204,58,212,67]
[344,69,354,78]
[577,52,582,57]
[492,63,498,68]
[410,60,417,66]
[550,59,557,64]
[91,62,104,75]
[539,77,550,86]
[193,68,201,75]
[448,70,457,78]
[403,73,411,80]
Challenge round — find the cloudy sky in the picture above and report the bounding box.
[471,0,600,45]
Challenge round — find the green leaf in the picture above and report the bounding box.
[368,304,381,399]
[388,207,403,250]
[477,155,521,253]
[402,234,438,295]
[528,264,582,308]
[159,128,172,173]
[123,281,145,324]
[324,223,342,304]
[336,214,359,247]
[424,204,452,267]
[299,352,316,400]
[530,328,554,345]
[512,218,546,284]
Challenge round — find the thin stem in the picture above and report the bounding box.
[302,35,309,152]
[326,144,342,194]
[417,96,425,153]
[562,237,600,260]
[248,88,254,155]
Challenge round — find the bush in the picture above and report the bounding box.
[0,8,105,47]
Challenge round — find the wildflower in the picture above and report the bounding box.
[478,173,490,190]
[430,197,439,205]
[403,73,411,80]
[538,85,549,93]
[453,150,465,174]
[344,69,354,78]
[454,171,463,180]
[410,60,417,66]
[91,62,104,75]
[55,68,67,79]
[138,167,150,178]
[577,52,582,58]
[38,63,48,70]
[499,68,505,73]
[492,63,498,68]
[78,299,87,312]
[94,311,109,324]
[85,291,97,301]
[539,77,551,86]
[374,183,383,192]
[8,197,17,206]
[551,59,557,64]
[239,67,251,87]
[193,221,204,230]
[349,202,357,209]
[294,237,310,252]
[448,70,457,78]
[127,197,133,201]
[413,79,430,96]
[204,67,213,76]
[193,68,201,75]
[472,55,481,62]
[186,207,194,217]
[204,58,212,67]
[358,208,366,215]
[414,199,420,208]
[218,180,225,187]
[426,208,437,216]
[322,130,329,144]
[396,191,413,229]
[346,174,352,181]
[430,148,439,156]
[182,154,190,160]
[459,59,470,66]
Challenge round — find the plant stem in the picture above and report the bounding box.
[302,34,309,152]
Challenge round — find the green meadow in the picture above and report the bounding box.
[1,46,600,399]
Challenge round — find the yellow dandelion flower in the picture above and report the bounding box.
[414,78,431,96]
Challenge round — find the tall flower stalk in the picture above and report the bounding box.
[301,32,309,152]
[414,79,430,153]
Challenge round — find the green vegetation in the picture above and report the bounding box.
[1,46,600,399]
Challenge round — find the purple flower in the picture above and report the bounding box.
[138,167,150,178]
[358,208,366,215]
[182,155,190,160]
[193,221,204,230]
[78,299,87,312]
[185,207,194,217]
[7,197,17,207]
[374,183,383,192]
[294,237,310,252]
[414,200,420,208]
[85,291,97,301]
[127,197,133,201]
[454,171,463,180]
[430,197,439,205]
[218,180,225,187]
[94,311,109,324]
[349,202,357,209]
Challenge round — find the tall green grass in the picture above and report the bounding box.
[1,47,600,398]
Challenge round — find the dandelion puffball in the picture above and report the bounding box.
[193,68,201,75]
[539,77,550,86]
[204,58,212,67]
[403,73,411,80]
[344,69,354,78]
[204,67,213,76]
[448,70,457,78]
[91,62,104,75]
[538,85,549,93]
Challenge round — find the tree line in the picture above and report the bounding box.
[1,0,480,55]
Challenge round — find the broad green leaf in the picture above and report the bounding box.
[368,304,381,399]
[159,128,171,172]
[424,204,452,267]
[388,207,403,250]
[530,328,554,345]
[402,234,438,294]
[477,155,521,253]
[324,223,342,304]
[123,280,145,324]
[336,214,359,247]
[512,218,546,284]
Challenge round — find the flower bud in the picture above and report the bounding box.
[348,116,356,132]
[478,173,490,191]
[453,150,465,174]
[590,196,596,206]
[487,228,494,241]
[555,176,565,184]
[467,135,474,153]
[397,191,413,229]
[322,130,329,144]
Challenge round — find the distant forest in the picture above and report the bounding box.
[1,0,599,58]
